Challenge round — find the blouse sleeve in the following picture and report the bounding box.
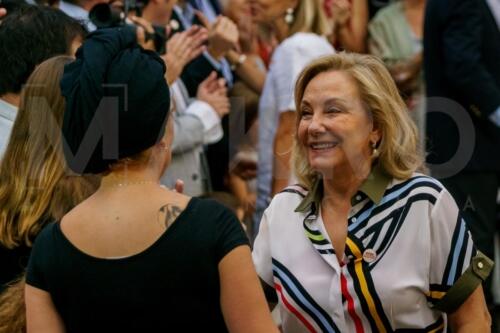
[252,208,274,287]
[25,224,54,291]
[428,188,493,312]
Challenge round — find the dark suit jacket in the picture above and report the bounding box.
[170,10,223,97]
[424,0,500,174]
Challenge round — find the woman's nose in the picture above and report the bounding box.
[308,114,325,135]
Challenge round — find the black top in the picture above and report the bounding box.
[0,243,31,293]
[26,198,249,332]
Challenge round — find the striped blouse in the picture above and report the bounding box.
[252,169,492,332]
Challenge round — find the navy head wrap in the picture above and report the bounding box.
[60,27,170,174]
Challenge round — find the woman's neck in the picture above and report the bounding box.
[321,162,371,207]
[100,167,160,188]
[273,17,290,43]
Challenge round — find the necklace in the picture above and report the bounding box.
[102,180,161,188]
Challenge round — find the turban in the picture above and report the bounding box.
[60,27,170,174]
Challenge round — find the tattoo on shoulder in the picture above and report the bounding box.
[158,204,183,229]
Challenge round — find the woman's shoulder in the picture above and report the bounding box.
[279,32,332,51]
[266,184,309,215]
[387,173,446,198]
[272,33,333,62]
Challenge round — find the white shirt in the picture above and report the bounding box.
[253,170,481,332]
[170,80,222,144]
[0,99,17,159]
[255,32,335,232]
[59,1,96,32]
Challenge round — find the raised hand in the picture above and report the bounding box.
[197,71,230,118]
[196,12,239,60]
[330,0,352,28]
[130,16,156,51]
[162,25,208,84]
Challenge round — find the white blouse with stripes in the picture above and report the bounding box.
[252,174,475,333]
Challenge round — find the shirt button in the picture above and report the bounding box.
[356,195,362,201]
[477,261,484,269]
[351,217,357,223]
[192,174,198,181]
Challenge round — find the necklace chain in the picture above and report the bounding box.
[104,180,160,188]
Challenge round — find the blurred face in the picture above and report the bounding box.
[297,71,380,178]
[222,0,250,23]
[248,0,296,24]
[159,0,177,25]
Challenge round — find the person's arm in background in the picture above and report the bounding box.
[272,111,296,195]
[442,0,500,124]
[330,0,368,53]
[172,73,229,153]
[226,50,266,94]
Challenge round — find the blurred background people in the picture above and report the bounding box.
[58,0,108,31]
[368,0,426,144]
[249,0,334,234]
[424,0,500,318]
[324,0,369,53]
[0,5,86,158]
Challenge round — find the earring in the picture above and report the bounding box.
[285,7,294,24]
[371,141,379,158]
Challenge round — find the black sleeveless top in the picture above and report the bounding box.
[26,198,249,332]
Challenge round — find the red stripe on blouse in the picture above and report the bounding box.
[341,273,365,333]
[274,283,317,333]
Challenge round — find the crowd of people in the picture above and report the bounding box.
[0,0,498,332]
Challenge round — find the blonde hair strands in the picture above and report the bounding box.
[293,53,425,190]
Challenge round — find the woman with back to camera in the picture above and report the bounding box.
[252,53,493,332]
[24,27,278,332]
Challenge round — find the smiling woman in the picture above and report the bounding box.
[252,53,493,332]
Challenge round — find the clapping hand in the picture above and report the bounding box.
[330,0,352,28]
[195,11,239,60]
[197,71,230,118]
[162,26,208,84]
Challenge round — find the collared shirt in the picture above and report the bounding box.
[253,169,483,332]
[59,1,96,32]
[254,33,335,236]
[0,98,18,159]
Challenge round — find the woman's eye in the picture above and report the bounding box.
[301,111,313,119]
[326,108,341,114]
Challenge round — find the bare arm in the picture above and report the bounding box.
[272,111,296,196]
[25,284,65,333]
[219,245,279,333]
[226,50,266,94]
[447,285,492,333]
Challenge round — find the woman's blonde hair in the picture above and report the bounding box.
[289,0,331,37]
[0,56,99,249]
[293,53,424,189]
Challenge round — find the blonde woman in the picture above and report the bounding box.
[0,56,99,292]
[252,53,493,332]
[249,0,335,234]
